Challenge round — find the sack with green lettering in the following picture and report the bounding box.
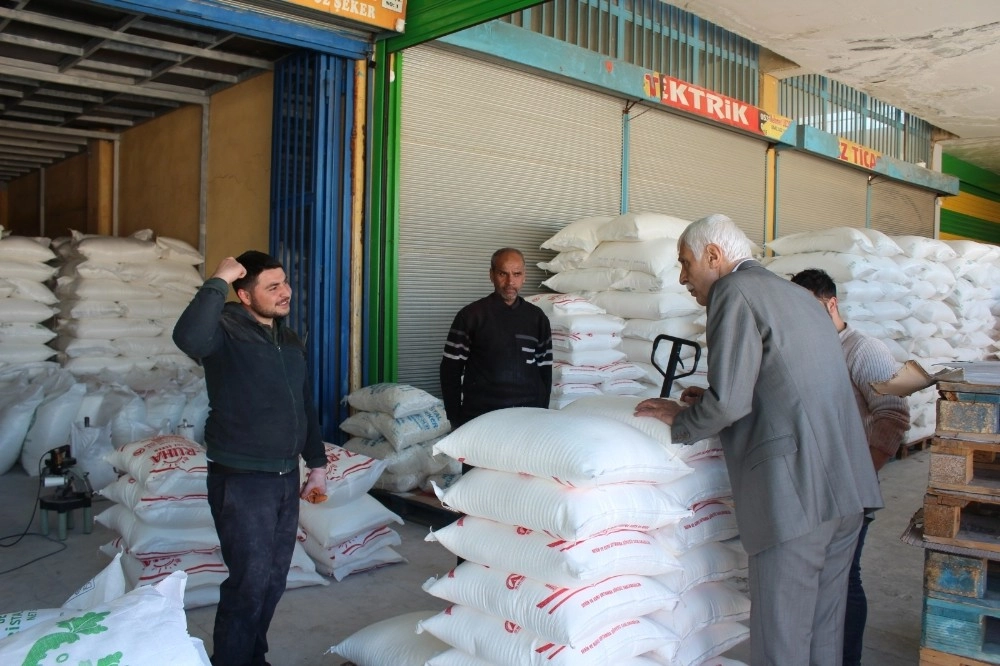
[0,571,208,665]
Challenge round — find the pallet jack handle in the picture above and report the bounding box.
[651,334,702,398]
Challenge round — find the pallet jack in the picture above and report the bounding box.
[650,334,702,398]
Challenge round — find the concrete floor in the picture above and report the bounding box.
[0,449,929,665]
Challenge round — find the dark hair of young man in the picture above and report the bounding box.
[790,268,837,300]
[232,250,283,294]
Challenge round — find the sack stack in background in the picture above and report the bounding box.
[763,227,1000,443]
[0,233,59,366]
[537,213,707,400]
[297,442,411,581]
[53,230,201,376]
[98,435,327,609]
[400,405,751,665]
[527,293,647,408]
[339,383,457,493]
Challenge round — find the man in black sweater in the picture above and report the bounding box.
[173,250,327,666]
[440,247,553,429]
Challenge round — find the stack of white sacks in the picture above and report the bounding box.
[763,227,1000,442]
[537,213,708,399]
[96,434,328,608]
[296,441,412,581]
[526,293,648,408]
[340,383,458,492]
[0,233,59,366]
[52,229,202,376]
[331,399,750,666]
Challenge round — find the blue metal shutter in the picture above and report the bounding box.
[270,51,354,440]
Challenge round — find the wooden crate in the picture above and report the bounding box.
[929,438,1000,496]
[925,550,1000,600]
[921,646,1000,666]
[922,592,1000,663]
[923,490,1000,555]
[938,382,1000,435]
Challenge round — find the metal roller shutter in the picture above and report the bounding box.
[869,178,937,238]
[398,44,624,394]
[774,150,869,238]
[627,107,768,246]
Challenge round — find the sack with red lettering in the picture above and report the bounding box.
[433,467,691,541]
[417,604,676,666]
[299,442,388,507]
[103,435,207,496]
[300,524,402,581]
[98,473,212,527]
[650,500,739,555]
[654,540,748,597]
[427,650,663,666]
[422,562,679,648]
[426,516,681,588]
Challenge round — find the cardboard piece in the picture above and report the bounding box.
[871,360,963,397]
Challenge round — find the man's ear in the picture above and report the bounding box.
[826,295,839,316]
[235,287,252,307]
[704,243,724,267]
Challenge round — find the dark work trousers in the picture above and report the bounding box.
[843,515,873,666]
[207,470,300,666]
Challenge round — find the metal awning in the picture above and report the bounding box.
[0,0,298,182]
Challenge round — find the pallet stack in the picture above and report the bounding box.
[919,380,1000,665]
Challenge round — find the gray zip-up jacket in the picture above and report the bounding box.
[173,278,325,472]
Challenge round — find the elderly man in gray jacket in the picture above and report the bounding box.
[636,214,882,666]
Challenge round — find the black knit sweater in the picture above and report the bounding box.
[439,292,553,427]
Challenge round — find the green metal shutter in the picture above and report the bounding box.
[397,44,623,394]
[774,150,870,239]
[627,106,769,247]
[869,178,937,238]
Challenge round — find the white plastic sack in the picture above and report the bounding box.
[329,611,448,665]
[422,562,678,648]
[432,407,692,487]
[103,435,208,496]
[347,382,443,418]
[300,442,388,506]
[427,516,681,587]
[297,493,404,549]
[98,473,212,527]
[541,216,614,253]
[20,382,87,477]
[0,573,207,666]
[597,212,693,242]
[95,504,219,555]
[417,603,675,666]
[590,291,701,320]
[434,467,691,541]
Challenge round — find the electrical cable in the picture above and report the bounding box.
[0,449,72,574]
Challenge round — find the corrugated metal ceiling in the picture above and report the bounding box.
[0,0,295,182]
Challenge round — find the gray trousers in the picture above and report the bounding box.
[748,512,864,666]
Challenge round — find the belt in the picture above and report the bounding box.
[208,461,296,476]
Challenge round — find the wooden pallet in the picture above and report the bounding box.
[369,488,459,530]
[923,490,1000,555]
[898,436,933,459]
[922,592,1000,663]
[925,550,1000,600]
[929,437,1000,495]
[938,383,1000,435]
[921,646,1000,666]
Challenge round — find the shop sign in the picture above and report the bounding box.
[838,137,881,169]
[642,72,791,141]
[281,0,407,32]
